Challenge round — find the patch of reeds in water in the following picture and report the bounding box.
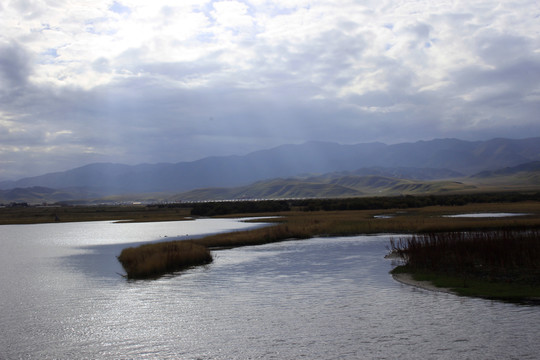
[118,202,540,280]
[118,241,212,279]
[390,230,540,284]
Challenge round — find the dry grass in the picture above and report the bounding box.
[390,230,540,282]
[117,241,212,279]
[390,229,540,302]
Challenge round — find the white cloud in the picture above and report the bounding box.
[0,0,539,179]
[211,1,254,29]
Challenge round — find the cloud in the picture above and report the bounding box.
[1,0,540,179]
[211,1,255,29]
[0,41,33,92]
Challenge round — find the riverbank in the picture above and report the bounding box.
[391,266,540,304]
[392,273,456,295]
[0,204,193,224]
[392,272,540,305]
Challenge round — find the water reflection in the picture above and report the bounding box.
[443,212,529,218]
[1,221,539,359]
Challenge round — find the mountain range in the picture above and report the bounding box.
[1,137,539,203]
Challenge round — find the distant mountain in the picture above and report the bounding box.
[1,137,539,196]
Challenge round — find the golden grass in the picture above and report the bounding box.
[117,241,212,279]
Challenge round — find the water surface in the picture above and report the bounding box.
[443,212,529,218]
[1,220,539,359]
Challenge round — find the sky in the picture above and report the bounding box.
[1,0,540,180]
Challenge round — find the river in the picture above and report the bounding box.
[1,218,539,359]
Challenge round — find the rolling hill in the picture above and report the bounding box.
[172,160,540,202]
[171,174,478,202]
[0,186,104,205]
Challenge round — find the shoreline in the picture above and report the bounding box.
[392,273,456,295]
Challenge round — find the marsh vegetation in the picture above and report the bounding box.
[118,200,540,283]
[390,230,540,301]
[117,241,212,280]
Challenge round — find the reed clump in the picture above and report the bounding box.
[118,241,212,279]
[390,230,540,285]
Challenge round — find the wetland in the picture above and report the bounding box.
[2,194,540,358]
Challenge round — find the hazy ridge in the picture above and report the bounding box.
[1,137,540,203]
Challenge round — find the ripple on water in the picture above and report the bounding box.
[2,224,540,359]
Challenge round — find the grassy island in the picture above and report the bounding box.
[118,241,212,279]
